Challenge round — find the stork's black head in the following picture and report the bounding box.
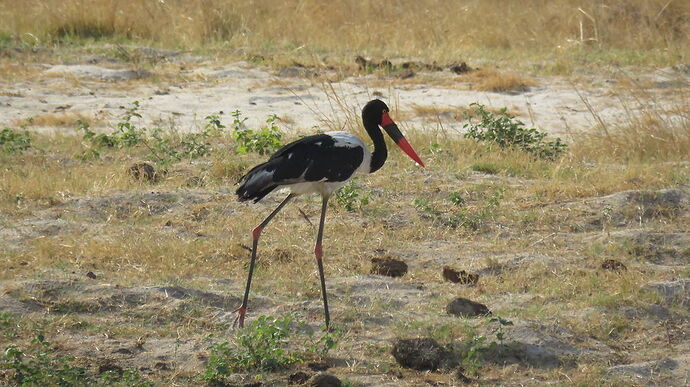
[361,99,425,168]
[362,99,390,127]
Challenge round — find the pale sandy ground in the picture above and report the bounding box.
[2,60,688,137]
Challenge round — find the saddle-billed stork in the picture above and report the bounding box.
[234,99,425,328]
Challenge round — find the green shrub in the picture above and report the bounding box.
[79,102,229,166]
[232,110,282,155]
[335,180,371,211]
[203,315,341,386]
[461,316,514,376]
[203,315,298,385]
[1,334,151,386]
[463,103,566,159]
[0,128,31,154]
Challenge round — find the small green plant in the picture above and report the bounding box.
[461,316,514,376]
[203,315,299,385]
[451,187,504,230]
[232,110,283,155]
[0,313,19,339]
[301,323,342,357]
[335,181,371,211]
[0,128,31,154]
[415,187,503,231]
[413,197,442,217]
[78,103,228,166]
[203,315,341,385]
[448,191,466,206]
[79,102,146,149]
[463,103,566,159]
[1,334,151,386]
[203,113,226,136]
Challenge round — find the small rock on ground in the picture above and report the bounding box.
[446,297,491,317]
[391,338,445,371]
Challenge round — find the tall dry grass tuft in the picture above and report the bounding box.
[1,0,688,62]
[572,86,690,162]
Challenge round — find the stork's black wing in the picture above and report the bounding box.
[236,134,364,202]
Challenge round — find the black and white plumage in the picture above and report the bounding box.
[233,99,424,328]
[236,131,370,202]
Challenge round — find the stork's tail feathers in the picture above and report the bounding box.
[236,162,278,203]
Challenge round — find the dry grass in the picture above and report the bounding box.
[410,103,520,122]
[0,0,688,67]
[11,112,98,128]
[466,68,536,93]
[572,86,690,163]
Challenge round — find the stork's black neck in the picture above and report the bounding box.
[365,120,387,173]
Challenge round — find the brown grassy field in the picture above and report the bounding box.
[1,0,689,70]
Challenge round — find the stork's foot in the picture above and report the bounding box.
[232,305,247,328]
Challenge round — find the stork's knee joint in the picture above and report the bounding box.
[252,226,263,240]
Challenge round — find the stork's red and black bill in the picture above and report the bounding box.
[381,112,425,167]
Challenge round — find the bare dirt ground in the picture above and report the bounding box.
[1,50,689,386]
[3,51,688,137]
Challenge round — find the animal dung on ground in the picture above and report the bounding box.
[307,361,330,371]
[601,259,627,272]
[454,367,473,383]
[307,372,342,387]
[288,371,312,385]
[449,62,472,74]
[442,266,479,285]
[355,55,393,71]
[446,297,491,317]
[128,162,158,182]
[371,255,408,277]
[391,338,445,371]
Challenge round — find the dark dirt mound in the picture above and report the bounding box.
[443,266,479,285]
[307,372,342,387]
[392,338,446,371]
[446,297,491,317]
[371,256,408,277]
[128,162,159,182]
[601,259,627,272]
[288,371,312,385]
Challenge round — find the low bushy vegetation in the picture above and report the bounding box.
[76,102,283,167]
[334,180,371,212]
[203,315,339,385]
[1,334,151,386]
[0,128,31,154]
[463,103,567,160]
[231,110,283,156]
[78,101,228,166]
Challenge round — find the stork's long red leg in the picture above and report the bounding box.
[314,196,331,328]
[234,193,295,328]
